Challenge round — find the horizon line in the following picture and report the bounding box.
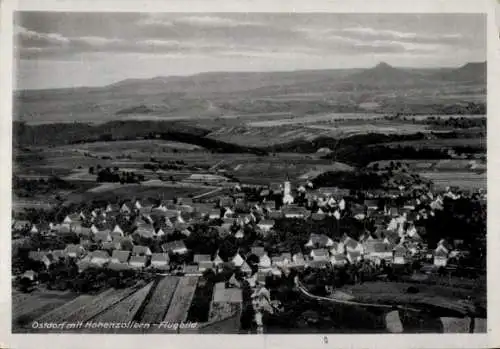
[15,60,486,92]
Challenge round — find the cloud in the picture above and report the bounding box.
[15,25,70,48]
[173,15,262,28]
[338,26,464,45]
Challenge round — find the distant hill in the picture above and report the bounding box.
[436,61,486,83]
[345,62,431,87]
[14,62,487,123]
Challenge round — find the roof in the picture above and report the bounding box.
[129,255,147,265]
[65,244,85,254]
[311,248,329,257]
[307,260,330,269]
[199,261,214,270]
[258,220,275,226]
[162,240,187,252]
[251,246,266,257]
[28,250,49,261]
[308,234,333,247]
[94,231,111,242]
[151,253,169,263]
[91,250,110,260]
[111,250,131,263]
[193,254,211,263]
[364,240,392,253]
[344,237,359,250]
[132,245,151,255]
[347,251,362,258]
[108,262,131,271]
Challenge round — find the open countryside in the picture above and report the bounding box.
[12,12,487,335]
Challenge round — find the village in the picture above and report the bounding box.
[12,173,486,332]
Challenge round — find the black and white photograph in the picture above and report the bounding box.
[4,0,495,344]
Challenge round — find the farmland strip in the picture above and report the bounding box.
[139,276,179,325]
[81,282,154,333]
[162,276,199,324]
[34,293,96,324]
[35,286,141,326]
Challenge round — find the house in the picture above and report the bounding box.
[51,249,65,261]
[162,240,188,254]
[30,224,39,234]
[112,225,124,235]
[280,253,292,266]
[234,229,245,239]
[132,245,152,256]
[250,246,266,258]
[121,203,131,214]
[393,245,408,265]
[28,251,54,269]
[330,254,347,267]
[111,250,131,264]
[307,260,330,269]
[150,253,170,269]
[22,270,37,281]
[193,254,211,264]
[310,212,326,221]
[305,234,334,249]
[77,260,91,273]
[198,260,214,273]
[258,254,272,269]
[240,261,252,276]
[129,255,148,268]
[363,240,393,262]
[12,220,30,231]
[212,253,224,268]
[271,267,282,277]
[232,252,245,268]
[257,220,274,232]
[64,244,86,258]
[90,224,100,235]
[228,273,241,288]
[346,251,362,264]
[101,241,121,251]
[90,250,110,266]
[434,248,449,267]
[208,210,221,220]
[155,228,166,237]
[310,249,329,262]
[282,207,308,219]
[94,231,112,243]
[343,236,363,254]
[292,252,306,267]
[268,210,283,220]
[256,271,269,285]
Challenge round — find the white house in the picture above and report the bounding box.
[232,252,245,268]
[258,254,272,269]
[310,249,329,262]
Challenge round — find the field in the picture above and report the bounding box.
[13,276,207,334]
[383,137,485,150]
[420,171,486,191]
[65,184,207,204]
[12,289,79,332]
[162,276,200,324]
[140,276,180,325]
[337,281,485,318]
[80,282,154,333]
[33,286,141,331]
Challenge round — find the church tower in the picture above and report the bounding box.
[283,175,294,205]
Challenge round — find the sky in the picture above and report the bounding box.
[14,12,486,90]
